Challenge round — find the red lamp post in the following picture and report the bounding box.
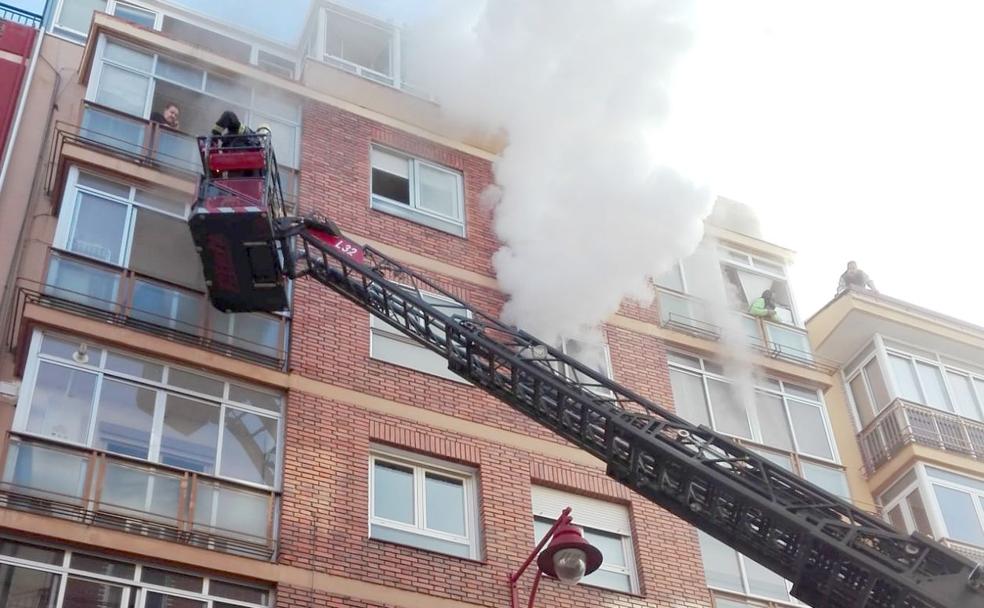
[508,507,604,608]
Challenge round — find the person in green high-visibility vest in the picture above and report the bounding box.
[748,289,779,322]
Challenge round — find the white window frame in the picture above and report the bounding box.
[318,6,399,85]
[698,531,798,605]
[87,35,302,168]
[530,485,639,594]
[667,353,842,465]
[369,287,471,383]
[0,537,271,608]
[558,337,614,397]
[368,445,481,559]
[109,0,163,29]
[13,330,284,490]
[369,144,466,237]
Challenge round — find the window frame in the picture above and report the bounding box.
[368,286,472,383]
[558,336,615,397]
[530,485,639,594]
[13,330,285,491]
[698,531,798,605]
[368,446,481,559]
[86,35,302,168]
[369,144,466,237]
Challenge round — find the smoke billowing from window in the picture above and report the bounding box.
[407,0,713,343]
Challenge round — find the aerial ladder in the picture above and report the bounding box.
[189,132,984,608]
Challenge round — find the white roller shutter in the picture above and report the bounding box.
[531,485,631,536]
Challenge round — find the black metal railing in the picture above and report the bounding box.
[0,2,43,28]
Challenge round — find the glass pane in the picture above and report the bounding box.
[933,484,984,545]
[145,592,206,608]
[707,378,751,439]
[754,392,793,451]
[324,12,392,74]
[252,113,296,168]
[56,0,106,33]
[220,409,278,486]
[744,555,790,600]
[156,57,203,88]
[26,361,97,443]
[228,385,281,412]
[850,373,875,427]
[46,256,120,311]
[96,64,150,117]
[114,2,157,28]
[71,553,136,578]
[890,355,922,402]
[947,371,982,421]
[77,172,131,199]
[887,505,907,531]
[105,352,164,382]
[916,361,952,411]
[142,567,202,591]
[801,461,851,501]
[63,576,125,608]
[583,528,626,568]
[655,263,684,291]
[205,73,250,100]
[766,324,811,359]
[40,334,103,363]
[81,107,145,155]
[160,394,219,474]
[425,473,465,536]
[103,41,154,72]
[417,164,459,219]
[583,567,632,592]
[93,378,156,459]
[156,130,199,168]
[68,193,128,264]
[215,312,282,358]
[167,369,223,397]
[864,359,892,411]
[0,539,64,564]
[129,209,205,289]
[131,281,204,333]
[101,462,181,519]
[786,400,834,460]
[782,382,820,402]
[209,580,269,604]
[669,369,710,427]
[193,482,268,539]
[3,441,88,499]
[369,524,470,557]
[750,448,793,471]
[697,532,742,592]
[373,461,414,524]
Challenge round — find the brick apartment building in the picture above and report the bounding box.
[0,2,873,608]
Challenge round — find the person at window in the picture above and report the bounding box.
[748,289,779,321]
[837,261,878,295]
[150,102,180,129]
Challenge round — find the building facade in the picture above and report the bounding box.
[809,288,984,567]
[0,2,872,608]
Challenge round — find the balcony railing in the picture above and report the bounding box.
[47,104,201,197]
[9,249,288,368]
[942,539,984,565]
[0,2,43,28]
[0,433,279,559]
[656,289,837,373]
[858,398,984,474]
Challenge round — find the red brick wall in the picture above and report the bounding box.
[282,99,710,608]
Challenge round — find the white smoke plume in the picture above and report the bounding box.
[407,0,713,344]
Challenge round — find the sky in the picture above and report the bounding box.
[14,0,984,325]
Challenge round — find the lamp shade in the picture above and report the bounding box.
[536,521,603,584]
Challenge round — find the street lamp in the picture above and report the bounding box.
[509,507,604,608]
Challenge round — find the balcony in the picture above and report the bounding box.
[0,433,278,559]
[0,2,43,28]
[656,289,837,373]
[9,249,288,368]
[858,398,984,475]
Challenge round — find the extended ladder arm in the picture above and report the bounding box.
[277,216,983,608]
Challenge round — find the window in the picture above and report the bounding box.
[531,486,638,593]
[111,2,159,28]
[370,288,470,382]
[14,332,283,488]
[87,37,301,168]
[369,447,480,559]
[698,532,796,603]
[926,467,984,547]
[883,346,984,422]
[0,539,270,608]
[321,7,395,84]
[370,146,465,236]
[668,353,849,499]
[53,0,107,40]
[558,337,614,396]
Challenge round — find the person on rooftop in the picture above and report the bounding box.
[837,261,878,295]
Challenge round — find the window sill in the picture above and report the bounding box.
[367,536,483,564]
[370,196,466,238]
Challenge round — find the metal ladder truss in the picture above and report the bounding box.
[282,217,983,608]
